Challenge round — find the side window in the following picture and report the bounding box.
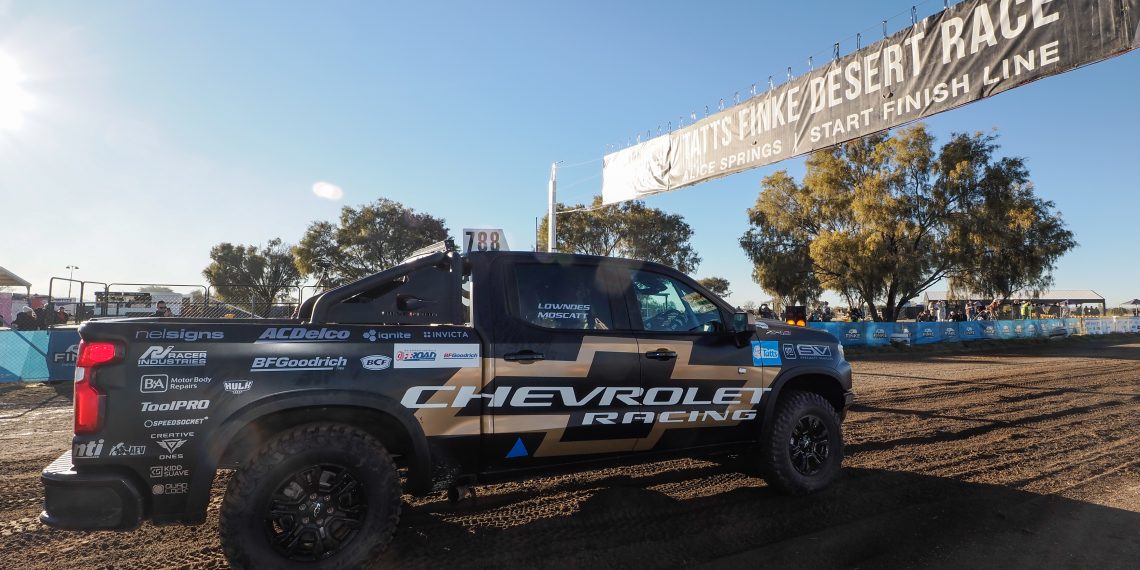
[629,270,724,333]
[514,264,613,330]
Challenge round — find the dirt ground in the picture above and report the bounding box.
[1,337,1138,569]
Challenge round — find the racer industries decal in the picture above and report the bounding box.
[393,343,480,369]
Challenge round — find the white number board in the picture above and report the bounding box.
[462,228,508,253]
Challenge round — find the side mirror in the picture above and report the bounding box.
[730,311,755,346]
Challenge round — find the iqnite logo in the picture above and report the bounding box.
[141,400,210,413]
[138,346,206,367]
[256,327,351,343]
[73,439,104,459]
[251,356,348,372]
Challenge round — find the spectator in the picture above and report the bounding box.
[848,305,863,322]
[152,301,173,317]
[936,300,947,322]
[758,304,775,320]
[14,306,38,330]
[56,307,70,324]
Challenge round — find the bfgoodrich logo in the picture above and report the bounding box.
[138,346,206,367]
[256,327,350,343]
[251,356,348,372]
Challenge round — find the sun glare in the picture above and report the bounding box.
[0,51,35,131]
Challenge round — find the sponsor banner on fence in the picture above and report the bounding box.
[0,329,81,382]
[602,0,1139,204]
[915,322,943,345]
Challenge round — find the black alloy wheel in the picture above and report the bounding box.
[788,414,830,476]
[265,463,366,561]
[759,390,844,495]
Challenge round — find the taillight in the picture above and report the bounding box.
[786,319,807,327]
[74,341,118,434]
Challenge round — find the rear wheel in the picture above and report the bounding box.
[760,391,843,494]
[219,423,402,569]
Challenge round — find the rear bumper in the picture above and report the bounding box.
[40,451,144,530]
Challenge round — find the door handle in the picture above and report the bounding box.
[504,350,545,363]
[644,349,677,360]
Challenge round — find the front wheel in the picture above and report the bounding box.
[760,391,844,494]
[219,423,402,569]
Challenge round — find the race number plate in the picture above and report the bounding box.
[462,228,508,253]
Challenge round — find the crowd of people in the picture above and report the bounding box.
[747,298,1101,324]
[0,305,71,330]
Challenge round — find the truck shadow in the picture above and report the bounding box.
[379,466,1140,569]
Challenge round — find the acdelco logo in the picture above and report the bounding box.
[141,400,210,413]
[256,327,350,343]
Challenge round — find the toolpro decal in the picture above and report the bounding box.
[393,343,480,368]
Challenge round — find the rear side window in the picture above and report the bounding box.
[514,264,613,330]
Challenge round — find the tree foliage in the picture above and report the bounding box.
[740,124,1074,321]
[697,276,731,298]
[138,286,174,293]
[202,238,300,317]
[293,198,449,286]
[538,195,701,273]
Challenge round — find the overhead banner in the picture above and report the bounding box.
[602,0,1140,204]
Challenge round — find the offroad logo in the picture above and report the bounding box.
[256,327,350,343]
[364,330,411,342]
[52,344,78,364]
[152,483,188,495]
[361,355,392,371]
[108,443,146,456]
[73,439,104,459]
[251,356,348,372]
[397,350,435,361]
[150,465,189,478]
[138,346,207,367]
[141,400,210,413]
[224,380,253,395]
[394,343,480,369]
[135,329,223,342]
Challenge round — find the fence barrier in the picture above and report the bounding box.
[3,317,1139,383]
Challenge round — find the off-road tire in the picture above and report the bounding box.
[219,423,402,569]
[760,390,843,495]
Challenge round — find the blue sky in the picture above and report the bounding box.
[0,0,1137,307]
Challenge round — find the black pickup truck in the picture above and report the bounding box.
[42,244,853,569]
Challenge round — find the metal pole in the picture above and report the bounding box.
[547,162,557,253]
[66,265,78,298]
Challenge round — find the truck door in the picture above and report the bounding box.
[483,260,642,472]
[621,268,763,452]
